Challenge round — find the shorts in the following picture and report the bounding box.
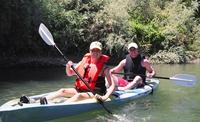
[117,77,129,87]
[117,77,145,88]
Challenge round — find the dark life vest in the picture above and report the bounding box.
[123,54,146,84]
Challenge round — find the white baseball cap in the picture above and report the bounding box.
[128,42,138,50]
[90,41,102,50]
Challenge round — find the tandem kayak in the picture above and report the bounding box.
[0,79,159,122]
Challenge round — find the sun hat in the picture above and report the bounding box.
[127,42,138,50]
[89,41,102,50]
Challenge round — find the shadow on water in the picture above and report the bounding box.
[0,67,67,82]
[0,67,74,105]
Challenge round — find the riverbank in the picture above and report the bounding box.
[189,58,200,64]
[0,56,82,68]
[0,55,199,68]
[150,50,200,64]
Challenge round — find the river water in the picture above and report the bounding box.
[0,64,199,122]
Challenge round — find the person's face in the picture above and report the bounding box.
[128,47,138,58]
[90,48,101,59]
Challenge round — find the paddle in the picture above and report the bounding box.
[38,23,112,114]
[112,72,197,87]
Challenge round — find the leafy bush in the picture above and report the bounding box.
[1,0,200,65]
[151,0,199,49]
[150,51,181,64]
[38,0,107,55]
[150,46,186,64]
[91,0,132,58]
[190,23,200,51]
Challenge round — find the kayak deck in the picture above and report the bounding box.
[0,79,159,122]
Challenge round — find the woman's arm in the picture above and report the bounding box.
[95,68,115,101]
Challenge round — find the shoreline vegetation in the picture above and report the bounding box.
[1,0,200,68]
[0,52,199,69]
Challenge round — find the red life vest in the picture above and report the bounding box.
[75,53,109,91]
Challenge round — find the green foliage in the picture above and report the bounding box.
[0,0,43,57]
[92,0,133,57]
[129,0,197,46]
[128,0,154,23]
[190,23,200,51]
[150,0,199,49]
[38,0,106,55]
[0,0,200,65]
[129,19,164,53]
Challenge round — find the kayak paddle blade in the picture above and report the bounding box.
[39,23,55,46]
[170,74,197,87]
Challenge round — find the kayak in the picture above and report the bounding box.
[0,79,159,122]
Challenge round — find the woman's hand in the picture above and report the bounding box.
[95,94,106,102]
[66,61,73,68]
[66,61,74,76]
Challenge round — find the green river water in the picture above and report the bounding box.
[0,64,199,122]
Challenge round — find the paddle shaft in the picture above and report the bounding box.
[54,45,112,114]
[54,45,96,94]
[112,72,170,80]
[39,23,112,114]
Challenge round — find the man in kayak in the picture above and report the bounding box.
[40,41,115,103]
[110,42,155,90]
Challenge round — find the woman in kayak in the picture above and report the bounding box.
[110,42,156,90]
[41,41,115,103]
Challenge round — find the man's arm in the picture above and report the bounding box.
[110,59,126,73]
[142,59,156,78]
